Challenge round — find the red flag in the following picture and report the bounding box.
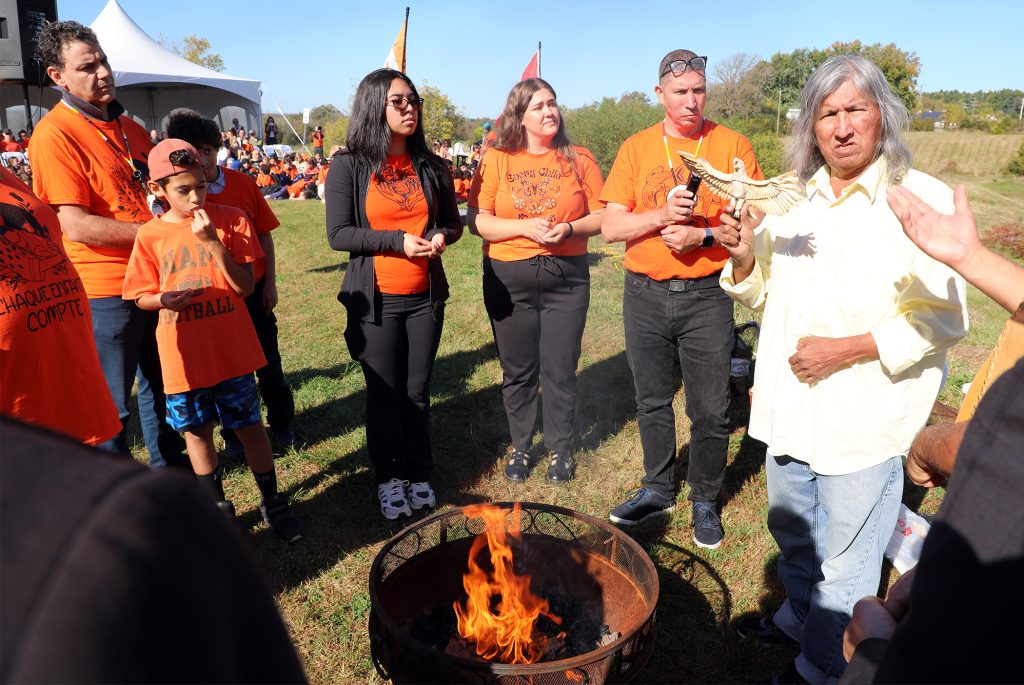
[520,51,539,81]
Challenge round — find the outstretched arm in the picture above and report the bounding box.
[888,184,1024,313]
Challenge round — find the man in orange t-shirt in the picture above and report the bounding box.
[28,21,185,467]
[600,49,762,545]
[0,166,121,446]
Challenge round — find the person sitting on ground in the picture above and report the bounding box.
[840,185,1024,684]
[121,139,304,543]
[167,109,297,454]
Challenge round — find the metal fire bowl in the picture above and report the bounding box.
[368,502,659,684]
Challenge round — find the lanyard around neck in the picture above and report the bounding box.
[61,100,144,184]
[662,122,703,185]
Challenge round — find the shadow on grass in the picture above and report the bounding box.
[673,384,767,512]
[306,262,347,274]
[252,342,504,590]
[253,345,648,592]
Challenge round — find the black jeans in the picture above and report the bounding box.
[223,277,294,442]
[483,255,589,455]
[344,291,442,484]
[622,269,733,502]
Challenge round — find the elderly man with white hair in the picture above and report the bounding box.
[717,55,969,684]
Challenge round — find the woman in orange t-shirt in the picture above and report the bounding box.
[325,69,462,520]
[467,78,604,485]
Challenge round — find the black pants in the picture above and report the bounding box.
[622,269,733,502]
[344,291,442,484]
[222,277,294,442]
[483,255,589,455]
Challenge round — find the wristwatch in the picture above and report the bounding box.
[701,228,715,249]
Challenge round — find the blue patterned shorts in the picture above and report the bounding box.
[165,373,261,432]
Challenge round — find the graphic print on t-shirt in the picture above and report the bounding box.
[375,161,424,212]
[1,189,71,288]
[639,163,713,228]
[509,167,559,218]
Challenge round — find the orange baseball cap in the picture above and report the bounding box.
[148,138,202,181]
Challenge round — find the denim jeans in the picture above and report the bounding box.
[483,255,589,455]
[622,270,733,501]
[767,453,903,685]
[89,297,185,468]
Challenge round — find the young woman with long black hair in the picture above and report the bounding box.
[467,78,604,485]
[326,69,462,519]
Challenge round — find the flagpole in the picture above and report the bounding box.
[537,41,542,78]
[401,7,410,73]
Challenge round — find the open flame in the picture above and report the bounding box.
[452,503,563,664]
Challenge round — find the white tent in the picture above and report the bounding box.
[0,0,262,134]
[90,0,262,133]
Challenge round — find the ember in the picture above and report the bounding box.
[452,503,564,664]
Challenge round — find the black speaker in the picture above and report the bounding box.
[0,0,58,85]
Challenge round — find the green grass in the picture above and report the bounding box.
[131,155,1016,682]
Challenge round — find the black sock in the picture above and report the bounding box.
[252,468,278,501]
[196,466,226,501]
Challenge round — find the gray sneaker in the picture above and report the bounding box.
[691,501,724,549]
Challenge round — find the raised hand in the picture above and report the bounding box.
[887,184,979,270]
[190,208,218,243]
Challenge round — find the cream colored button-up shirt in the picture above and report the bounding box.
[721,157,969,474]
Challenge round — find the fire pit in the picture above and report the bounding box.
[369,502,659,684]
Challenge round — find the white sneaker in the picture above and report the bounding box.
[377,478,412,520]
[407,481,436,510]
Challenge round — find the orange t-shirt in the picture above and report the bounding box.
[121,203,266,394]
[600,120,762,281]
[28,101,154,297]
[2,141,22,153]
[365,154,429,294]
[0,168,121,445]
[317,166,329,186]
[256,172,274,188]
[469,145,604,261]
[286,178,307,199]
[207,167,280,281]
[312,131,324,147]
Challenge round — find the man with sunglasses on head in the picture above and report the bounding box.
[28,21,186,468]
[600,50,761,547]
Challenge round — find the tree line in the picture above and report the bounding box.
[169,34,1021,172]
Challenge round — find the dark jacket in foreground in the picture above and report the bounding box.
[841,358,1024,684]
[324,151,463,323]
[0,419,306,684]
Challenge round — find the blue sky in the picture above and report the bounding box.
[61,0,1023,118]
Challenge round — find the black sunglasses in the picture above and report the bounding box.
[661,56,708,77]
[386,96,423,110]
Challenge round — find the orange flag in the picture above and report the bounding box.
[383,13,408,72]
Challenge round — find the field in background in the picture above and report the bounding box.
[137,132,1020,683]
[906,130,1024,177]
